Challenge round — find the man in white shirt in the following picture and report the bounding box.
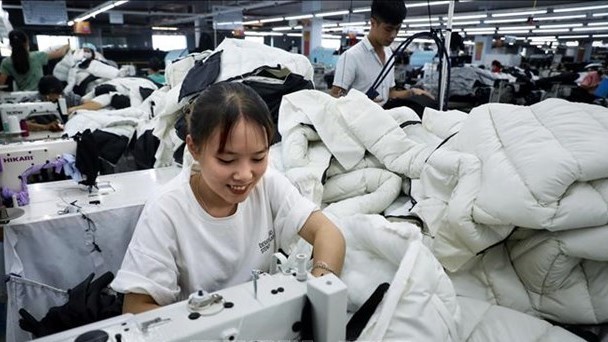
[331,0,435,115]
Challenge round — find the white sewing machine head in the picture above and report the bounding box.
[33,272,347,342]
[0,102,64,131]
[0,91,38,104]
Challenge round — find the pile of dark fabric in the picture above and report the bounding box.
[18,272,123,338]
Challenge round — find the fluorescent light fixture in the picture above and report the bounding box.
[352,7,370,13]
[403,17,440,23]
[594,34,608,37]
[341,21,367,26]
[465,27,497,32]
[528,36,556,40]
[565,41,579,46]
[286,33,302,37]
[259,17,284,23]
[322,23,338,27]
[554,4,608,13]
[593,12,608,17]
[534,14,586,21]
[284,14,313,20]
[272,26,293,31]
[499,25,534,30]
[447,14,487,20]
[589,22,608,26]
[242,20,261,25]
[152,26,178,31]
[592,40,606,47]
[408,23,440,27]
[315,10,349,18]
[74,0,128,23]
[464,41,475,45]
[498,30,531,34]
[484,18,527,24]
[573,26,608,32]
[535,28,570,33]
[244,31,268,36]
[492,10,546,18]
[557,35,589,39]
[412,38,437,43]
[451,20,481,26]
[539,23,582,28]
[322,34,341,39]
[406,1,449,8]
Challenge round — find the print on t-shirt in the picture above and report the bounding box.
[258,228,275,254]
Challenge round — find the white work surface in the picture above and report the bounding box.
[3,166,181,342]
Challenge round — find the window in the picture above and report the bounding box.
[152,35,187,51]
[35,35,79,51]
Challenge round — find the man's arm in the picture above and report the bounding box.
[389,87,435,100]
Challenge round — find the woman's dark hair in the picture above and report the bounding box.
[492,60,503,70]
[371,0,407,26]
[38,75,65,95]
[9,30,29,74]
[187,82,274,152]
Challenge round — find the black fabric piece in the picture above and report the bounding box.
[94,84,117,96]
[74,129,129,186]
[110,94,130,109]
[299,297,314,341]
[242,72,314,143]
[399,120,422,128]
[346,282,390,341]
[138,87,155,101]
[132,129,160,170]
[384,214,425,228]
[173,143,185,166]
[383,94,439,119]
[179,50,223,101]
[18,272,123,338]
[223,64,288,83]
[73,75,99,96]
[74,129,100,187]
[174,114,188,141]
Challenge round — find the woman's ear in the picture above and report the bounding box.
[186,134,200,158]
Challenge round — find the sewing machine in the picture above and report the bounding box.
[0,137,77,193]
[1,101,66,135]
[33,271,347,342]
[0,90,38,103]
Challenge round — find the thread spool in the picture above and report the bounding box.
[295,253,308,282]
[7,115,20,134]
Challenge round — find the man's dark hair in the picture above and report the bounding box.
[148,57,164,72]
[371,0,407,25]
[38,75,64,96]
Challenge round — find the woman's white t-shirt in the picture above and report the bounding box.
[111,165,317,306]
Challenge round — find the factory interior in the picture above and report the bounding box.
[0,0,607,341]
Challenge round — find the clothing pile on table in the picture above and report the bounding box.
[270,89,607,341]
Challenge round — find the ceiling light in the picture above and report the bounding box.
[484,18,527,24]
[465,27,497,32]
[403,17,440,23]
[539,23,582,28]
[565,41,579,46]
[528,36,556,40]
[152,26,178,31]
[589,22,608,26]
[286,33,302,37]
[498,30,531,34]
[272,26,293,31]
[534,14,586,21]
[352,7,370,13]
[315,10,349,18]
[285,14,313,20]
[554,4,608,13]
[73,0,128,23]
[492,10,547,18]
[259,17,284,23]
[341,21,366,26]
[593,12,608,17]
[573,26,608,32]
[408,23,440,27]
[557,35,589,39]
[593,34,608,37]
[451,20,481,26]
[406,1,450,8]
[535,28,570,33]
[447,14,487,20]
[242,20,260,25]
